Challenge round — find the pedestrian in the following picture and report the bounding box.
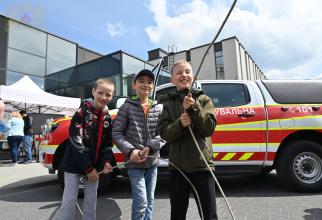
[112,69,164,220]
[6,111,24,165]
[18,110,33,164]
[159,60,218,220]
[59,78,115,220]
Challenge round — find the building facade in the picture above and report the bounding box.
[45,51,170,98]
[148,36,266,80]
[0,14,170,99]
[0,15,101,89]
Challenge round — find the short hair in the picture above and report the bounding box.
[12,111,22,118]
[170,60,192,75]
[93,78,115,90]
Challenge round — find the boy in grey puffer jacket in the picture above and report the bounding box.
[112,69,164,220]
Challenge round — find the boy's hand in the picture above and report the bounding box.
[138,147,150,162]
[87,168,99,182]
[130,149,142,163]
[183,93,195,110]
[180,112,191,127]
[103,161,113,174]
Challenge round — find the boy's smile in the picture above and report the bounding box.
[132,75,154,99]
[171,63,194,91]
[92,83,114,110]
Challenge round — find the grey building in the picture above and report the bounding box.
[45,51,170,98]
[148,36,266,80]
[0,15,101,89]
[0,14,170,99]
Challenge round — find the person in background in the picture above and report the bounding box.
[159,60,218,220]
[18,110,33,164]
[0,100,5,149]
[0,100,5,120]
[112,69,164,220]
[59,78,114,220]
[6,111,24,165]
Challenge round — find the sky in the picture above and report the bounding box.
[1,0,322,80]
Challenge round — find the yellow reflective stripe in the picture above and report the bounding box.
[54,117,72,124]
[216,127,266,131]
[213,152,219,158]
[221,153,236,160]
[238,153,254,160]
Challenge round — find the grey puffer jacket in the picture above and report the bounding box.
[112,96,165,169]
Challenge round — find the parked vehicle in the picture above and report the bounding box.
[39,80,322,193]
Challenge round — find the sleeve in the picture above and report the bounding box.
[6,119,12,130]
[187,94,217,137]
[112,104,136,157]
[68,108,94,173]
[24,117,32,131]
[159,103,187,144]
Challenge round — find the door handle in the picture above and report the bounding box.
[238,112,256,118]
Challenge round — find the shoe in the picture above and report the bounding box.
[17,161,25,164]
[23,160,32,164]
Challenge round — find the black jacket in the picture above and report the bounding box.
[64,99,114,174]
[22,115,33,135]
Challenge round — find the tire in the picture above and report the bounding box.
[276,140,322,192]
[97,173,112,194]
[260,167,273,175]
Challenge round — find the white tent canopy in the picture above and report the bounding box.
[0,76,81,114]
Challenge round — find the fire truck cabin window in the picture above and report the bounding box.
[201,83,250,108]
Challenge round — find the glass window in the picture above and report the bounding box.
[122,74,134,96]
[98,55,121,77]
[7,48,46,76]
[215,50,224,79]
[156,86,176,104]
[6,71,24,85]
[109,74,121,96]
[44,78,60,91]
[201,83,250,108]
[77,61,97,84]
[47,35,76,74]
[122,54,144,75]
[8,20,46,57]
[156,70,171,86]
[6,71,44,89]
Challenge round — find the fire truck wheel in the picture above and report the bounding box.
[98,173,112,193]
[276,140,322,192]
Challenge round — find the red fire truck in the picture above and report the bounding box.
[39,80,322,193]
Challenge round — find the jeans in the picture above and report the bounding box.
[59,172,98,220]
[169,170,218,220]
[23,135,33,161]
[128,165,158,220]
[7,136,23,163]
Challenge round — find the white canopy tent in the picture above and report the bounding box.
[0,76,81,114]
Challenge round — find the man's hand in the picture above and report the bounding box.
[86,168,99,182]
[180,112,191,127]
[130,149,142,163]
[183,93,195,110]
[103,161,113,174]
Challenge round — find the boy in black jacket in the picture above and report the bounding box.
[59,78,114,220]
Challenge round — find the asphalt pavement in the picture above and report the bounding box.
[0,160,57,194]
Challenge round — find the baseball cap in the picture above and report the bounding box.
[134,69,155,82]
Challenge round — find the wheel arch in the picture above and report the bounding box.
[274,130,322,167]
